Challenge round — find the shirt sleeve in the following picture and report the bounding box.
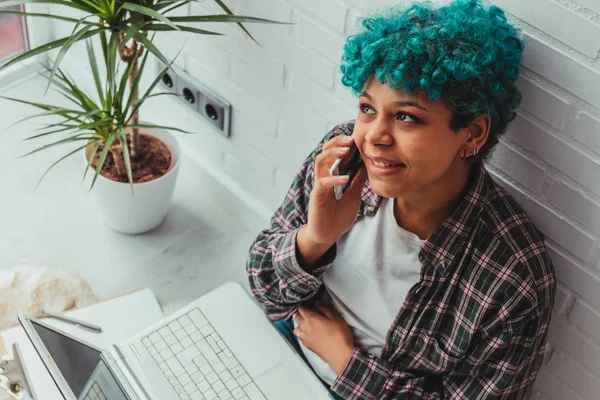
[246,123,351,322]
[331,304,552,400]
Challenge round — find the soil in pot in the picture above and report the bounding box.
[90,133,172,183]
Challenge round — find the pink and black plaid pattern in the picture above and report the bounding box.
[247,121,556,399]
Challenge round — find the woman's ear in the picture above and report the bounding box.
[464,115,491,149]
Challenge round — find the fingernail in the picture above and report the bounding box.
[343,136,353,142]
[336,147,348,154]
[340,175,350,181]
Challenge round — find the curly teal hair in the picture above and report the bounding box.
[340,0,523,162]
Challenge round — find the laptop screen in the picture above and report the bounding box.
[31,320,128,399]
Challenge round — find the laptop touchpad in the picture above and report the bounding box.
[256,357,333,400]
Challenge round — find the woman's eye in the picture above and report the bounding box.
[396,112,418,123]
[359,104,375,114]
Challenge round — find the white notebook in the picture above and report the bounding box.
[0,289,164,400]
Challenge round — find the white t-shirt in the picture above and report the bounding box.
[295,197,425,385]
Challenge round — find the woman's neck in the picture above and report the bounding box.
[393,163,473,240]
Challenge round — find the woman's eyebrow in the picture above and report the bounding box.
[359,90,429,112]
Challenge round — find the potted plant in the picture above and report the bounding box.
[0,0,281,234]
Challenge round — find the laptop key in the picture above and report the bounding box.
[225,378,238,391]
[185,324,198,335]
[180,315,193,326]
[230,366,245,379]
[193,355,207,367]
[212,381,226,393]
[242,383,266,400]
[178,345,201,366]
[165,334,177,346]
[190,391,204,400]
[171,343,184,354]
[167,357,185,376]
[204,389,218,400]
[181,336,194,348]
[236,373,251,387]
[231,387,245,399]
[149,332,161,343]
[197,340,220,365]
[189,309,208,327]
[184,381,197,395]
[206,371,219,384]
[169,319,182,331]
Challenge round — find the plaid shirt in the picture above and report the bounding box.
[246,121,556,400]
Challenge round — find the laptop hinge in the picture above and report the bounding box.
[109,345,153,400]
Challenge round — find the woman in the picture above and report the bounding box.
[246,0,556,399]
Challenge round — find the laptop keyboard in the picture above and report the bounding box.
[82,382,106,400]
[142,308,267,400]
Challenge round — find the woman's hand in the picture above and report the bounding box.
[304,134,368,247]
[293,304,355,375]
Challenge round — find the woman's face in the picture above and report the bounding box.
[353,78,472,199]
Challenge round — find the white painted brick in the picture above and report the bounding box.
[279,98,332,143]
[576,0,600,14]
[506,116,600,197]
[225,154,273,205]
[230,139,276,180]
[548,319,600,371]
[289,71,356,127]
[571,112,600,156]
[548,244,600,310]
[290,0,348,32]
[230,111,312,177]
[491,175,595,259]
[516,77,570,130]
[534,367,584,400]
[180,131,224,167]
[296,13,346,63]
[493,0,600,57]
[530,390,548,400]
[235,0,293,23]
[521,33,600,109]
[345,8,363,34]
[274,168,294,201]
[547,352,600,399]
[547,179,600,235]
[184,39,231,78]
[186,58,279,135]
[554,285,574,317]
[210,31,286,87]
[569,299,600,343]
[489,142,545,194]
[232,59,287,109]
[234,19,336,89]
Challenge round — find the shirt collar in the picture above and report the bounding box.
[360,163,490,274]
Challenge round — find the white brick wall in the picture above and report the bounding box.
[50,0,600,397]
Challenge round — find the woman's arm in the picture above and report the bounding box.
[246,123,353,321]
[331,301,552,400]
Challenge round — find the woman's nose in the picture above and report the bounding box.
[364,118,393,146]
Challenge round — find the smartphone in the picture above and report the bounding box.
[329,142,363,200]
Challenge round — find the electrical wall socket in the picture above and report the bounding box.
[157,61,231,138]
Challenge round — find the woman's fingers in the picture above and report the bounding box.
[322,134,354,152]
[316,304,335,319]
[313,175,350,193]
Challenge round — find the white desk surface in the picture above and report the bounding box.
[1,289,164,400]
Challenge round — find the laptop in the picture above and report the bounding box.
[18,282,333,400]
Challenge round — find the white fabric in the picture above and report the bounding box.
[295,197,425,385]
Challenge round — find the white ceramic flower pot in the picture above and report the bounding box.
[83,125,181,234]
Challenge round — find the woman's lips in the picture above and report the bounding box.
[366,157,406,177]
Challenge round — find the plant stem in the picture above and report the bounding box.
[117,32,144,162]
[109,145,126,176]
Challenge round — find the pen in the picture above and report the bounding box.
[41,311,103,333]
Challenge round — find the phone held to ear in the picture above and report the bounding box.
[329,141,363,200]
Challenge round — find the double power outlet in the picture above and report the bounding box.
[157,61,232,138]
